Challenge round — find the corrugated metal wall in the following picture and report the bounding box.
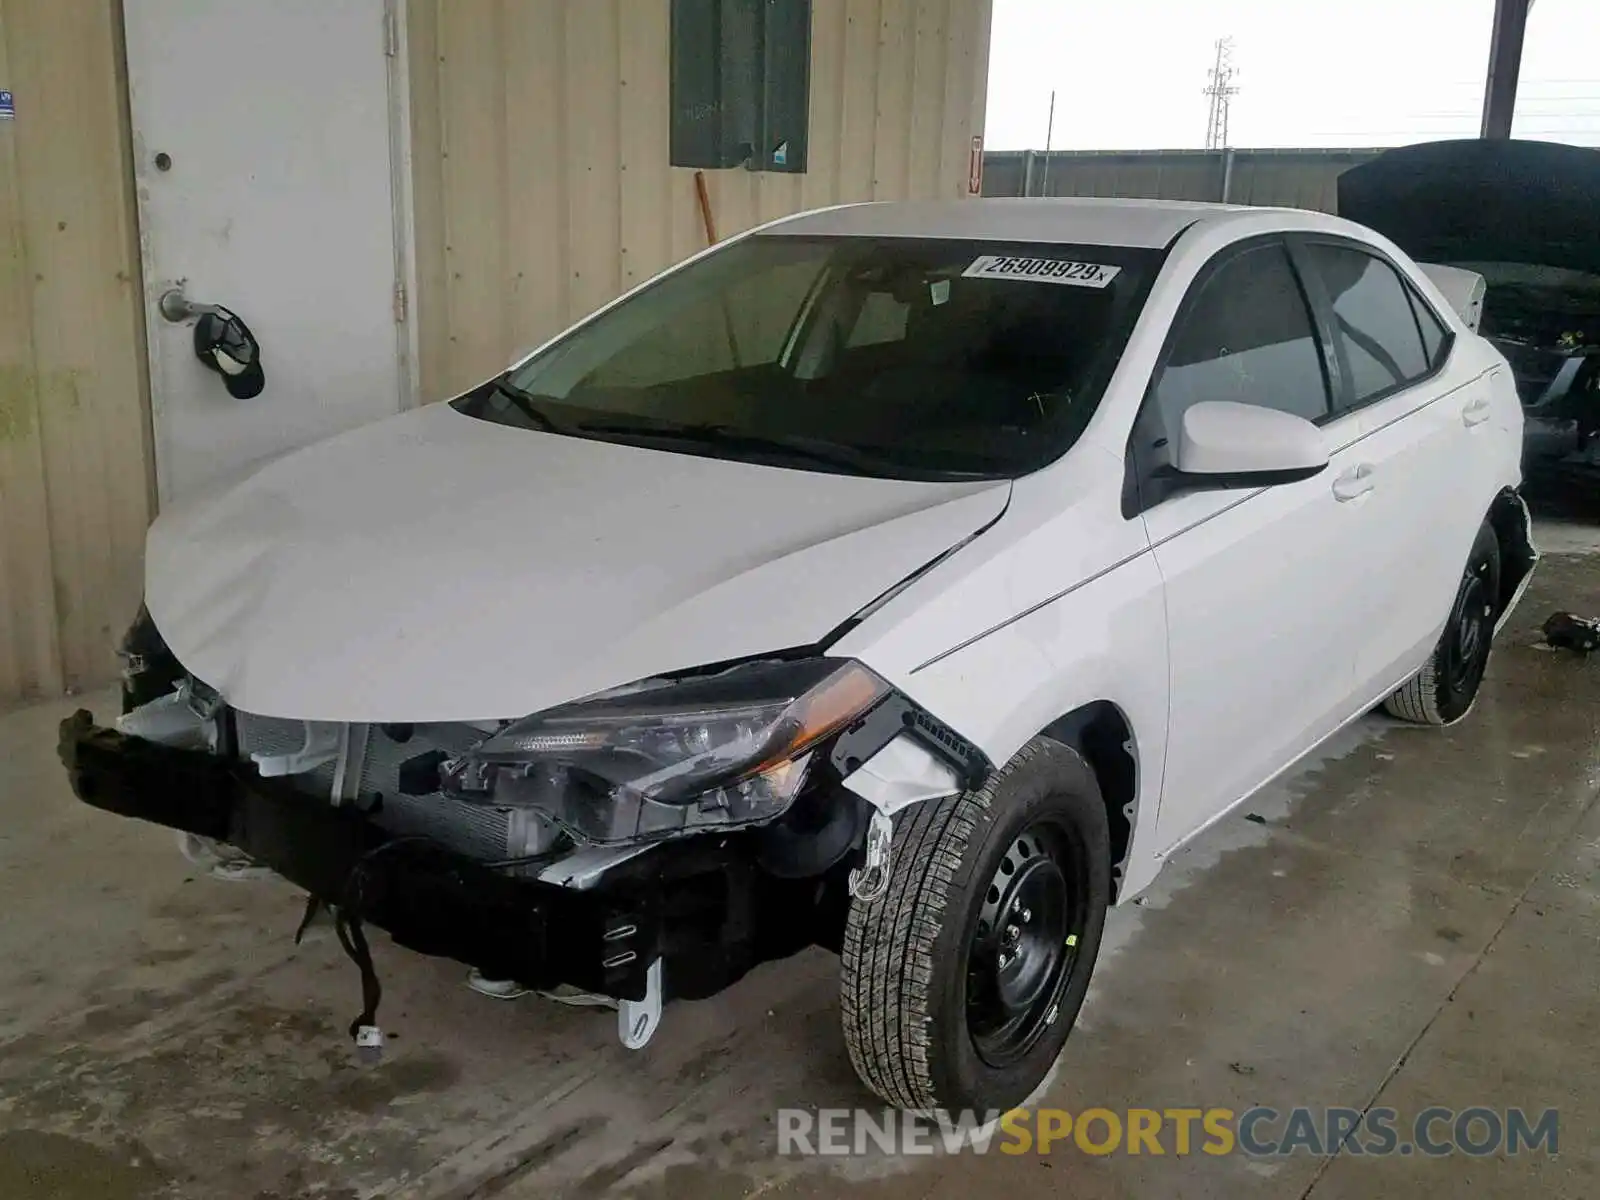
[983,148,1383,214]
[407,0,995,401]
[0,0,152,707]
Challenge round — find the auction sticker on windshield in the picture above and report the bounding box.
[963,256,1121,288]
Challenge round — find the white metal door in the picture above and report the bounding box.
[125,0,408,505]
[1346,382,1481,702]
[1145,423,1367,854]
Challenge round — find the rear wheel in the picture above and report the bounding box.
[1384,521,1500,726]
[839,738,1110,1113]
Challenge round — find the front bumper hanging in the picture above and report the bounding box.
[58,709,662,1002]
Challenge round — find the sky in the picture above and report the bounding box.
[984,0,1600,151]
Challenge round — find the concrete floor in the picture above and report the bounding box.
[2,534,1597,1200]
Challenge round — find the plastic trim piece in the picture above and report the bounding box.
[1494,490,1540,636]
[829,692,991,793]
[840,735,964,817]
[618,958,664,1049]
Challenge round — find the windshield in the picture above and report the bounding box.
[453,234,1160,480]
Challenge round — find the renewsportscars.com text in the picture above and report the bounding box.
[777,1106,1559,1158]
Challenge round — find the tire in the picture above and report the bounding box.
[1383,521,1501,726]
[839,737,1111,1113]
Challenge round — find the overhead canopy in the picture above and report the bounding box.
[1338,139,1600,277]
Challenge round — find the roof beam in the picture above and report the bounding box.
[1481,0,1536,139]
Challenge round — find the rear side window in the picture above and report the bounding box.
[1408,286,1451,369]
[1150,241,1331,445]
[1307,244,1431,404]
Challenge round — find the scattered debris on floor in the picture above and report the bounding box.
[1543,611,1600,654]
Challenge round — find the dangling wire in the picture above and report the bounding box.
[328,836,436,1047]
[317,833,572,1048]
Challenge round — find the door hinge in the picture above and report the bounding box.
[383,8,399,57]
[393,282,408,324]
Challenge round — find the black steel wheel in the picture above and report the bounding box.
[1443,560,1494,698]
[965,819,1092,1068]
[1384,521,1501,726]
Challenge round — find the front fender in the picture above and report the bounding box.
[836,450,1173,900]
[860,547,1171,902]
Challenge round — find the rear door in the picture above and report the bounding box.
[1292,238,1478,701]
[1137,239,1368,852]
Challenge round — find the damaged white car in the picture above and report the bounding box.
[62,198,1535,1114]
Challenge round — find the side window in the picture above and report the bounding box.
[1407,285,1451,369]
[1306,244,1431,404]
[1151,242,1330,448]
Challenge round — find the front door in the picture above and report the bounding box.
[124,0,408,504]
[1133,239,1367,852]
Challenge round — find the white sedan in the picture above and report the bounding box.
[63,198,1535,1115]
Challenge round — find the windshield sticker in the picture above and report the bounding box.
[930,279,951,306]
[962,255,1121,288]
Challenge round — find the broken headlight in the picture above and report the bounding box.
[444,658,888,845]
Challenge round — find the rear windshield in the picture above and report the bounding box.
[454,235,1160,480]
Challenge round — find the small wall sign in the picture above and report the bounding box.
[0,91,14,121]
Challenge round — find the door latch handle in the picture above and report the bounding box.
[158,283,223,324]
[1462,396,1493,427]
[1332,464,1376,501]
[157,283,266,398]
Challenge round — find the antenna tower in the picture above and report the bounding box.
[1204,37,1240,150]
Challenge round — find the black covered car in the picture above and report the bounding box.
[1340,138,1600,502]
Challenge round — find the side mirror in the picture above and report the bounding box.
[1174,400,1328,486]
[193,307,266,399]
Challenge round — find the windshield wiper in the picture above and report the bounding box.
[573,419,909,476]
[487,380,565,433]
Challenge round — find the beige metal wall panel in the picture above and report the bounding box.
[410,0,994,400]
[618,0,674,295]
[405,0,450,406]
[0,0,151,707]
[0,0,60,704]
[873,0,914,197]
[836,0,882,203]
[437,1,512,396]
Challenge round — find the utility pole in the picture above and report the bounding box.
[1040,91,1057,196]
[1203,37,1239,150]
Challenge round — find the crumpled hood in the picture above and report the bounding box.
[145,402,1008,722]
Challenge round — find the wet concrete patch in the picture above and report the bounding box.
[0,1129,169,1200]
[0,977,470,1198]
[454,1118,612,1199]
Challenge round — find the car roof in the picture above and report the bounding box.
[762,197,1272,249]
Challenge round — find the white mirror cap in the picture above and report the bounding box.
[1419,263,1486,332]
[1177,401,1329,477]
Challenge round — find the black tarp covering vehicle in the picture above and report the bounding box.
[1340,139,1600,501]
